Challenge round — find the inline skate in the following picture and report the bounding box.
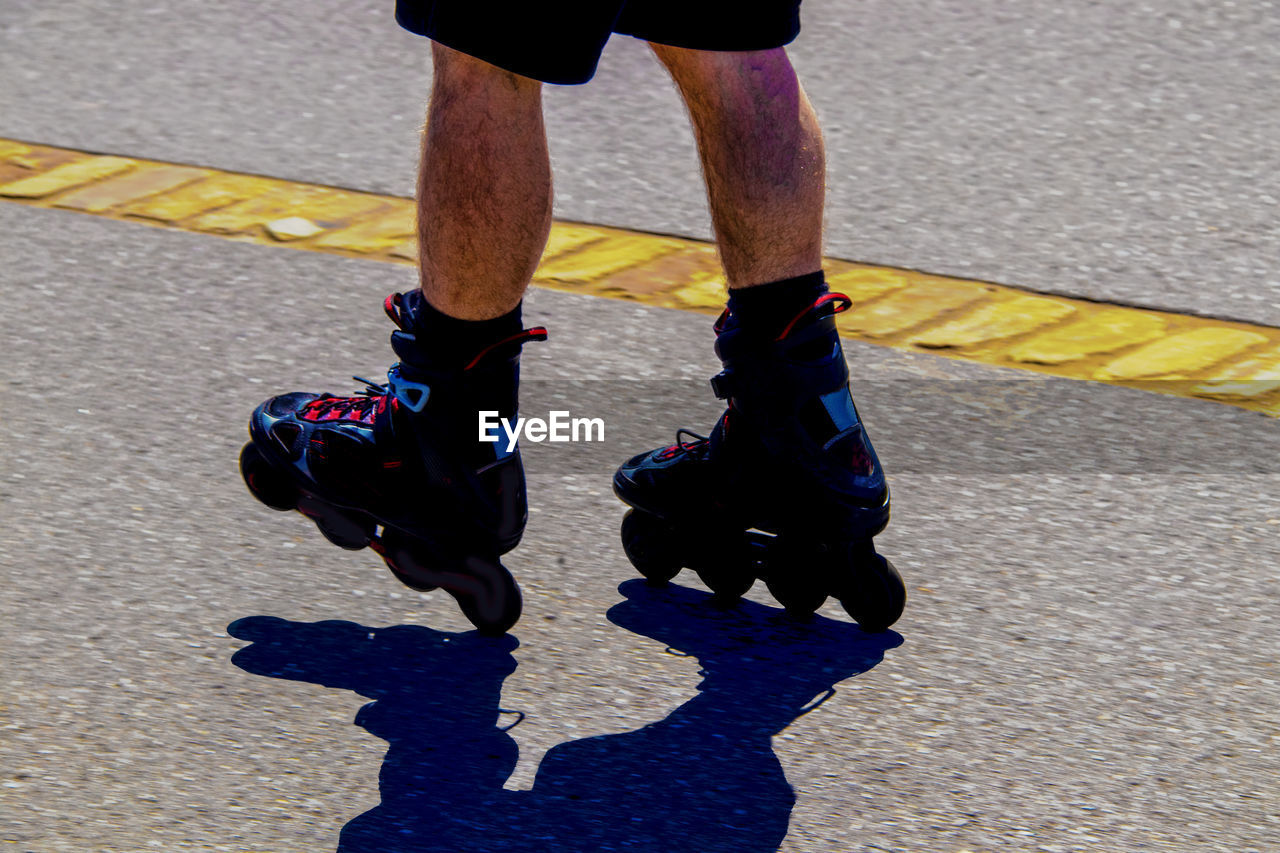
[613,291,905,632]
[240,290,546,635]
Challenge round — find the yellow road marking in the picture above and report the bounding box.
[2,138,1279,418]
[0,155,135,198]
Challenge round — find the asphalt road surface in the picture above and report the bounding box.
[2,1,1277,322]
[3,2,1279,851]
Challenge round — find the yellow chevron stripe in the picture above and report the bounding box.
[3,138,1277,417]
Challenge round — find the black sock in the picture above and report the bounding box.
[724,271,827,338]
[405,290,524,367]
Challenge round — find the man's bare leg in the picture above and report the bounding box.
[650,44,825,290]
[418,43,552,320]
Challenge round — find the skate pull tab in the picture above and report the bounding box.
[775,293,854,341]
[797,687,837,717]
[386,365,432,413]
[713,307,731,335]
[384,292,409,329]
[464,327,549,371]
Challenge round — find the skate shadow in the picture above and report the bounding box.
[227,580,901,852]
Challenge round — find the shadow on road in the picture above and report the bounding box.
[228,579,902,852]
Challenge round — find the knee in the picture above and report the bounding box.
[650,43,793,85]
[432,42,543,96]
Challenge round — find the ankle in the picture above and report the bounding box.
[724,271,827,339]
[403,290,525,369]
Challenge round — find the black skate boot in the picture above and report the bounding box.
[612,291,905,632]
[240,291,546,635]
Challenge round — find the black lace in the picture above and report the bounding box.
[657,428,709,460]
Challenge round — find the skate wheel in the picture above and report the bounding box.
[240,443,298,511]
[373,529,440,592]
[765,574,827,619]
[837,544,906,633]
[295,494,375,551]
[761,536,826,618]
[620,510,682,586]
[691,530,755,602]
[374,531,521,635]
[693,565,753,602]
[449,555,523,637]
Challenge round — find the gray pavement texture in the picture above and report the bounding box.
[4,2,1280,852]
[2,0,1279,324]
[3,204,1280,852]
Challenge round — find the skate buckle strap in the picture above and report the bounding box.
[821,386,859,432]
[819,385,864,451]
[710,369,737,400]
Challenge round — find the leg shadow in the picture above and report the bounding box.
[228,616,531,850]
[227,581,900,852]
[529,579,902,851]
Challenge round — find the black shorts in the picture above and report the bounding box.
[395,1,802,85]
